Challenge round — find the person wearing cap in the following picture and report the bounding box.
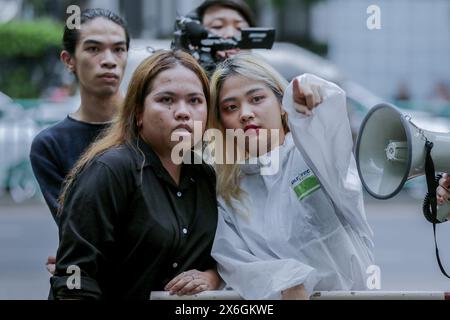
[196,0,256,59]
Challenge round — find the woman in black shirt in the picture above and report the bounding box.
[51,50,220,300]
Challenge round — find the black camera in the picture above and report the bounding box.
[171,15,275,74]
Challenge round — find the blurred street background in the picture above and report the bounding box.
[1,0,450,299]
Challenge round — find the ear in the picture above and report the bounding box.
[60,50,76,74]
[278,99,286,116]
[136,111,143,128]
[280,104,289,132]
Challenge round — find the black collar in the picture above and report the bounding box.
[132,136,198,190]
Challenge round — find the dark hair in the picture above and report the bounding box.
[63,8,130,56]
[196,0,256,27]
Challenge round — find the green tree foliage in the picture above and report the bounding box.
[0,19,63,98]
[0,19,62,58]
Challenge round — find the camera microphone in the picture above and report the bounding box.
[180,18,208,46]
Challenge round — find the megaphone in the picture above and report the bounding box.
[355,103,450,222]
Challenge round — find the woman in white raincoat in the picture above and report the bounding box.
[208,54,374,300]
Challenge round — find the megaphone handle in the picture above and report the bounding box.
[424,141,450,278]
[433,222,450,279]
[424,141,440,222]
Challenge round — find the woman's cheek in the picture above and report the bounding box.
[220,114,234,129]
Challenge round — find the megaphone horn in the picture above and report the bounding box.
[355,103,450,222]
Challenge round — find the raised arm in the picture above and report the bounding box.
[282,73,374,248]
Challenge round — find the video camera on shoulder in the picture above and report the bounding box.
[171,15,275,74]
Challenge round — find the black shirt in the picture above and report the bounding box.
[30,116,109,221]
[51,138,218,300]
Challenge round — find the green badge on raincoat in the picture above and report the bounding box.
[291,169,320,200]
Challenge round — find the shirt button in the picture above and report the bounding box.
[177,191,182,197]
[172,262,178,268]
[182,228,188,235]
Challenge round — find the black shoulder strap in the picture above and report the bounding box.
[424,140,450,278]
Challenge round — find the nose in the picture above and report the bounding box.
[174,101,191,121]
[100,49,117,69]
[239,103,255,123]
[221,25,238,39]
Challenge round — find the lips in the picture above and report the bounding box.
[98,73,119,81]
[173,124,192,133]
[244,124,261,133]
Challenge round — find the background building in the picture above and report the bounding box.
[311,0,450,104]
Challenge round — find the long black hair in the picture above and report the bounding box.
[62,8,130,56]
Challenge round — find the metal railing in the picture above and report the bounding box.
[150,290,450,300]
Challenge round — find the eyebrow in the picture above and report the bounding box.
[153,91,205,97]
[82,39,127,46]
[209,17,245,23]
[221,87,265,104]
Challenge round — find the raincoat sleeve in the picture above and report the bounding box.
[211,202,319,300]
[282,73,374,249]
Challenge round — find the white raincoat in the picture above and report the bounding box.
[211,74,374,300]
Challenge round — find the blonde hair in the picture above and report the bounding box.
[208,53,289,210]
[58,50,210,212]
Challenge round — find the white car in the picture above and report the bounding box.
[0,88,82,203]
[0,93,40,202]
